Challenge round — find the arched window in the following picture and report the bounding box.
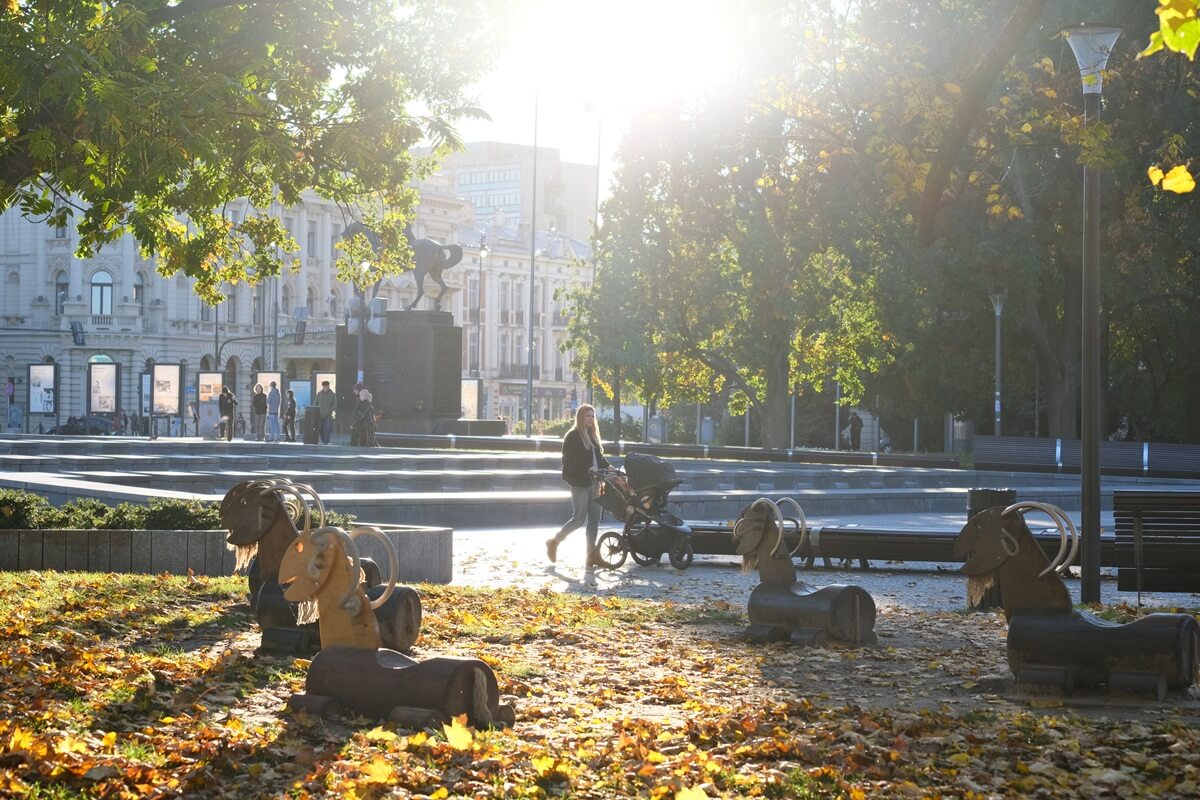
[226,286,238,324]
[306,286,317,317]
[200,355,212,371]
[90,270,113,315]
[281,284,293,315]
[224,356,239,394]
[87,353,113,363]
[328,290,340,320]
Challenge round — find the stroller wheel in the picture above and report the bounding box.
[594,531,628,570]
[667,539,694,570]
[630,549,662,566]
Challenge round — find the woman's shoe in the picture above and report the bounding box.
[545,538,558,563]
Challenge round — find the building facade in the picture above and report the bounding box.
[0,149,595,433]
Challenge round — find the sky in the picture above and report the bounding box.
[453,0,745,197]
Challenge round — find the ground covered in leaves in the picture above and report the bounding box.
[1,572,1198,799]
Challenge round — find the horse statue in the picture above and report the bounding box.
[403,223,463,311]
[733,497,877,646]
[954,501,1199,699]
[279,519,513,728]
[221,478,422,653]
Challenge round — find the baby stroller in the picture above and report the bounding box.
[594,452,694,570]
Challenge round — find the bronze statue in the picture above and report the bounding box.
[403,223,463,311]
[954,501,1199,698]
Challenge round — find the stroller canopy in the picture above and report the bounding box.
[623,452,676,490]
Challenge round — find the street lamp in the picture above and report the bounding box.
[476,235,488,377]
[1063,22,1121,605]
[989,291,1006,436]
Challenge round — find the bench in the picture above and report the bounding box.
[687,520,1116,570]
[1114,491,1200,593]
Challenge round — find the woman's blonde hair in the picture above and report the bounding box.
[567,403,602,453]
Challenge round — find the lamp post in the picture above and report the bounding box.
[989,291,1006,436]
[526,92,539,437]
[1063,23,1121,605]
[476,235,488,377]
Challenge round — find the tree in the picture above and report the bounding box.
[0,0,501,302]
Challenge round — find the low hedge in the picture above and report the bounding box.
[0,489,356,531]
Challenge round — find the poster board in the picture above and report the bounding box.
[289,379,312,409]
[28,363,57,416]
[461,378,482,420]
[87,362,120,416]
[197,371,223,403]
[312,371,337,405]
[253,371,284,395]
[140,372,151,417]
[151,363,182,416]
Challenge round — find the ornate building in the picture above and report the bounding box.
[0,158,593,433]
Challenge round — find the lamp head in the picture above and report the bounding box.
[1062,24,1122,94]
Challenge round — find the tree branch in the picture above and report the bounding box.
[916,0,1048,246]
[145,0,289,26]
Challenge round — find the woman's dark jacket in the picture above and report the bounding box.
[561,429,609,488]
[251,392,267,414]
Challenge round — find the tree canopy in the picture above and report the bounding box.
[0,0,502,302]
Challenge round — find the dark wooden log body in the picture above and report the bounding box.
[1008,611,1200,691]
[297,647,508,727]
[748,581,877,646]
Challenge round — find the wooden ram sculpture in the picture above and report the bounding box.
[954,501,1200,699]
[734,497,877,646]
[279,520,513,728]
[221,478,421,653]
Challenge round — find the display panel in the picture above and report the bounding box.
[87,362,119,415]
[197,372,223,403]
[461,378,482,419]
[151,364,182,416]
[289,380,311,409]
[253,371,284,394]
[28,364,57,414]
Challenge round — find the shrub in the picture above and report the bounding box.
[143,499,222,531]
[47,497,115,530]
[0,489,52,529]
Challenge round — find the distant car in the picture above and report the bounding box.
[46,415,115,435]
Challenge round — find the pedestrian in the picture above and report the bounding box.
[545,403,609,571]
[283,389,297,442]
[315,380,335,444]
[113,407,128,436]
[350,388,378,447]
[266,381,281,442]
[189,403,199,436]
[849,411,863,451]
[250,383,267,441]
[218,386,238,441]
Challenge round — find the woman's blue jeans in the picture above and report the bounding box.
[552,483,602,555]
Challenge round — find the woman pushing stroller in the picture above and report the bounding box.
[546,404,609,570]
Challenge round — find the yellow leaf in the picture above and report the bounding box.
[364,727,397,742]
[1161,164,1196,193]
[1020,123,1033,133]
[443,716,473,750]
[407,731,428,748]
[1148,165,1165,186]
[944,82,961,94]
[429,788,449,800]
[362,755,394,783]
[1007,206,1024,220]
[532,755,556,776]
[676,787,709,800]
[102,731,117,748]
[948,752,971,765]
[646,750,667,764]
[848,789,867,800]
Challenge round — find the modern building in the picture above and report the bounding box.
[0,146,596,434]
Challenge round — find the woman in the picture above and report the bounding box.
[250,383,267,441]
[545,404,609,569]
[282,389,297,442]
[351,388,378,447]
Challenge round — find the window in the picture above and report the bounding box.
[55,274,68,315]
[328,291,339,319]
[307,287,317,317]
[227,289,238,324]
[307,229,316,253]
[133,273,145,315]
[90,271,113,315]
[200,301,211,322]
[281,284,293,315]
[252,290,262,324]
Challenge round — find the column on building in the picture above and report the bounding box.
[319,209,332,322]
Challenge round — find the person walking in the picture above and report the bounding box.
[350,388,378,447]
[315,380,336,444]
[849,411,863,451]
[282,389,297,442]
[218,387,237,441]
[250,383,267,441]
[545,403,609,570]
[266,381,282,442]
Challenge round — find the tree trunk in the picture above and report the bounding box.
[763,348,791,449]
[612,367,622,443]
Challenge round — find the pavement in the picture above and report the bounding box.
[452,510,1200,614]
